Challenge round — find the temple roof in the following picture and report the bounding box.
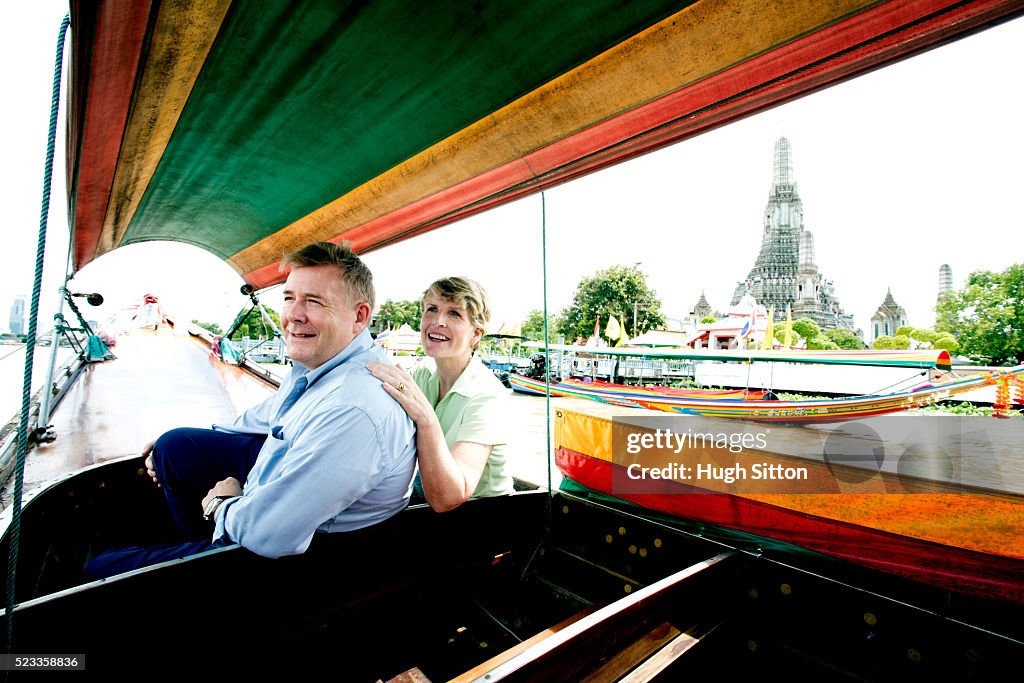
[871,287,907,320]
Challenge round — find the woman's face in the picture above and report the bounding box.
[420,294,483,361]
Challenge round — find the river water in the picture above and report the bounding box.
[0,342,76,429]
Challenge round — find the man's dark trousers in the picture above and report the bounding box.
[83,427,266,580]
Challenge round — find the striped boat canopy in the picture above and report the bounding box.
[68,0,1023,287]
[523,342,954,370]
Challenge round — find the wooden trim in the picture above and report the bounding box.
[461,551,735,680]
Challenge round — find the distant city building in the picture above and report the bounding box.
[870,288,908,342]
[730,137,854,331]
[937,263,953,304]
[9,295,26,336]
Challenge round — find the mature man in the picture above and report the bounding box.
[85,242,416,578]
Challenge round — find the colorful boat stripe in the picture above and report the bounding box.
[557,447,1024,604]
[69,0,153,268]
[554,397,1024,602]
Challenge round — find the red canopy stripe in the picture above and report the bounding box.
[68,0,153,270]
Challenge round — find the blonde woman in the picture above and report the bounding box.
[369,277,513,511]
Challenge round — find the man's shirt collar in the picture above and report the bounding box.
[290,327,373,388]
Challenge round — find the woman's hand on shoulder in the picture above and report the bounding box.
[368,361,434,425]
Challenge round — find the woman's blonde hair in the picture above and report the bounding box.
[421,277,491,335]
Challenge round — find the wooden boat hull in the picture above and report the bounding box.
[553,400,1024,605]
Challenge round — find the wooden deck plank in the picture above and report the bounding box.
[579,621,681,683]
[23,326,275,489]
[449,606,598,683]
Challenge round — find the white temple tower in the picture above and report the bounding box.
[731,137,854,330]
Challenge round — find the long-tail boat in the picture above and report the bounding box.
[508,351,1024,422]
[3,1,1024,678]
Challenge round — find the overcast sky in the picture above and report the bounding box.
[2,4,1021,338]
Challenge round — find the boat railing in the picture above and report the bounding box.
[616,358,668,380]
[0,329,97,490]
[234,336,287,362]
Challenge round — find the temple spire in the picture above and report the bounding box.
[937,264,953,303]
[731,136,854,333]
[772,136,795,195]
[799,230,816,270]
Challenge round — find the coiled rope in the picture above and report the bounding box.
[5,13,70,654]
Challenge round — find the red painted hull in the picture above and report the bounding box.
[557,447,1024,604]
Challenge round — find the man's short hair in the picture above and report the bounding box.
[422,276,491,332]
[281,241,375,309]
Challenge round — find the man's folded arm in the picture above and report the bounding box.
[214,406,387,557]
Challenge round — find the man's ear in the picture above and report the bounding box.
[354,302,372,330]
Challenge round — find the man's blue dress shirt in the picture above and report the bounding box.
[211,328,416,557]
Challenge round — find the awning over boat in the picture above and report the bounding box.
[67,0,1024,288]
[523,342,954,369]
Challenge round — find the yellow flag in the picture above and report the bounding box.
[605,315,621,340]
[616,324,629,347]
[761,307,775,350]
[783,305,793,349]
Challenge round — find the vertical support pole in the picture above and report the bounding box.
[38,287,69,428]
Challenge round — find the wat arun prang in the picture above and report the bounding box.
[730,137,856,332]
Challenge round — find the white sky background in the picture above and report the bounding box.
[2,3,1022,337]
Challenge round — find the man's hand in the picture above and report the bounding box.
[201,477,243,513]
[142,440,159,487]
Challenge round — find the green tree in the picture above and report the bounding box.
[891,334,911,350]
[806,337,839,350]
[192,319,223,336]
[895,325,915,338]
[791,318,820,342]
[521,309,561,341]
[558,264,665,341]
[873,335,894,350]
[933,332,959,353]
[375,299,421,331]
[700,315,717,324]
[770,318,853,349]
[911,328,938,345]
[936,263,1024,365]
[824,327,866,350]
[228,307,281,340]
